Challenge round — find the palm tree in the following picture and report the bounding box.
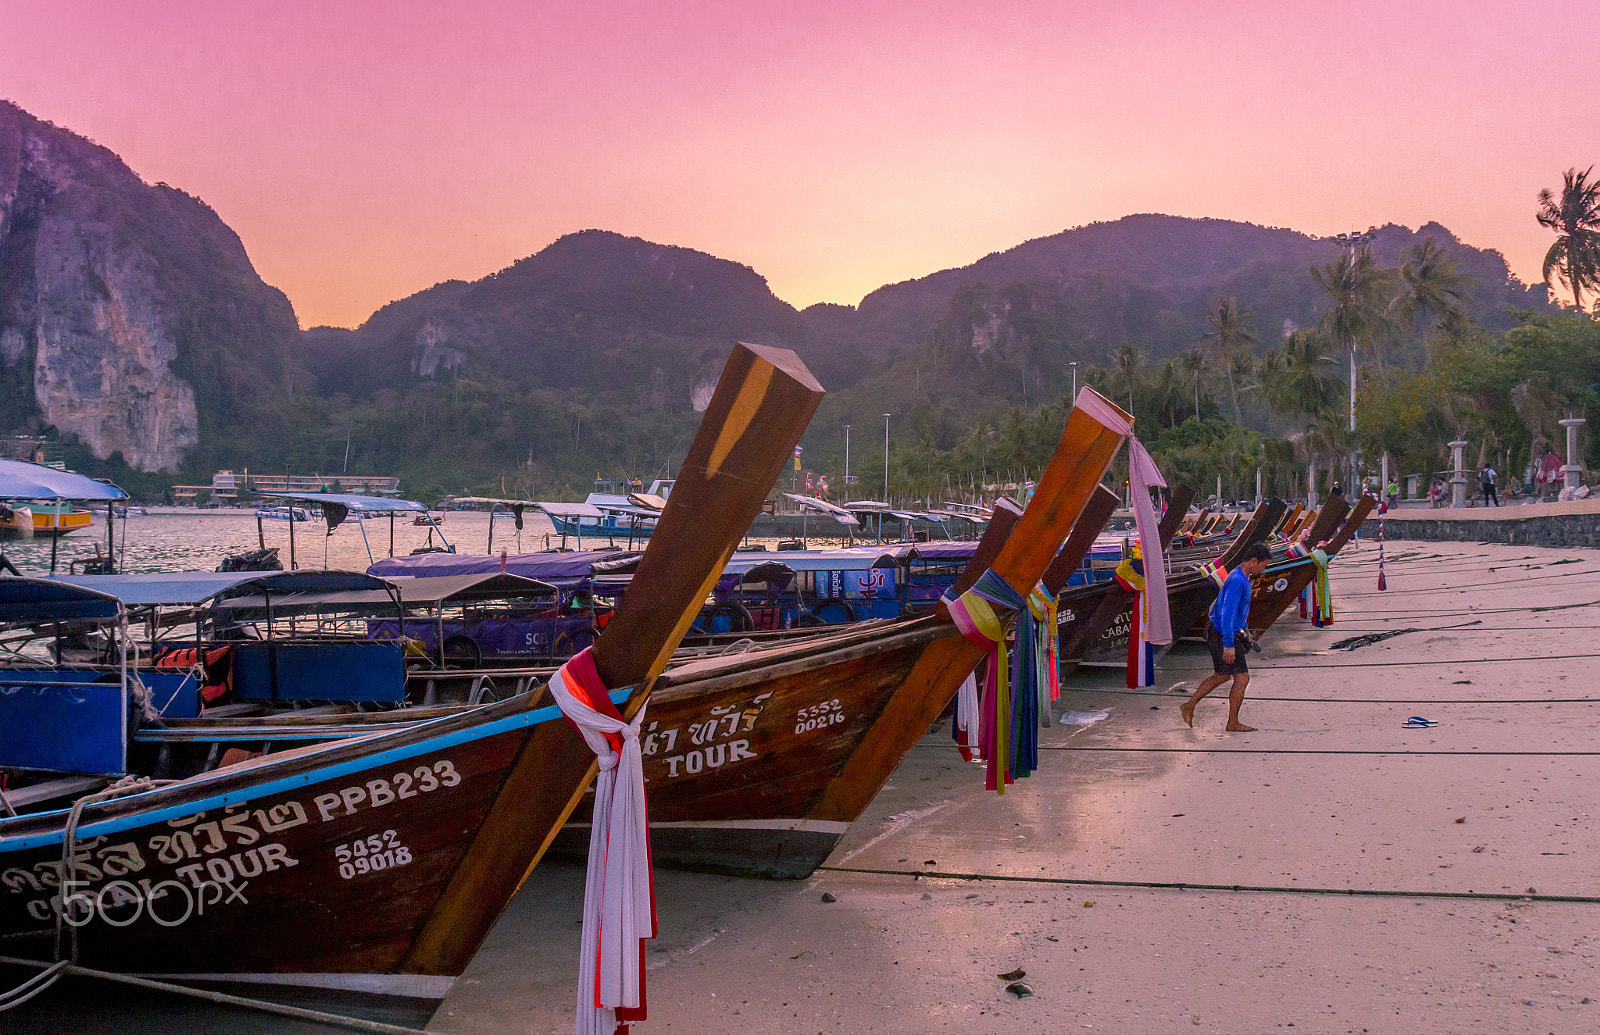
[1112,341,1144,415]
[1179,347,1208,423]
[1201,296,1257,446]
[1311,246,1398,430]
[1536,166,1600,311]
[1278,330,1341,422]
[1251,346,1286,426]
[1149,358,1187,428]
[1393,237,1471,360]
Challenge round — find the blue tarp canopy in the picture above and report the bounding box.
[0,459,127,501]
[50,571,260,605]
[370,549,639,585]
[51,570,392,609]
[0,577,122,622]
[906,541,979,563]
[721,548,906,574]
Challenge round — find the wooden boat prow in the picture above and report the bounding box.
[0,341,824,1023]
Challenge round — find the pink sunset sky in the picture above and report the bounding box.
[2,0,1594,328]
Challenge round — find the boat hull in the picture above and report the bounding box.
[0,692,594,1020]
[552,621,946,878]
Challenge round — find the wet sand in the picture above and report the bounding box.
[9,539,1600,1033]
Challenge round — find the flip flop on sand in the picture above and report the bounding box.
[1402,716,1439,728]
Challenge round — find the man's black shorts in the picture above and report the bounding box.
[1205,619,1247,676]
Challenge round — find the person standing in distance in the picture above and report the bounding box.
[1481,465,1499,507]
[1181,543,1273,732]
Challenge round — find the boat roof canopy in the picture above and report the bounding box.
[382,572,558,604]
[0,459,127,502]
[780,493,860,526]
[260,492,427,513]
[532,502,605,520]
[0,577,123,622]
[51,570,394,612]
[370,549,641,585]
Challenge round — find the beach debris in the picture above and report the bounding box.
[1453,679,1473,684]
[819,892,837,903]
[1473,846,1486,852]
[1455,816,1466,823]
[1403,716,1438,728]
[921,893,933,900]
[790,950,815,960]
[998,968,1026,980]
[1046,936,1059,942]
[923,859,937,866]
[1005,982,1034,998]
[1528,887,1537,895]
[1330,628,1417,650]
[1062,710,1110,726]
[1082,900,1095,908]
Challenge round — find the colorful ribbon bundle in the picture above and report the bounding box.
[1027,582,1060,727]
[1113,554,1157,688]
[548,648,656,1035]
[1198,558,1230,591]
[1286,543,1334,627]
[945,569,1039,793]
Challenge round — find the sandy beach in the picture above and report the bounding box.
[8,538,1599,1033]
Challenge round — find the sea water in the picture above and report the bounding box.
[0,510,566,576]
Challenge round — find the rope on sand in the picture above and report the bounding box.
[1160,650,1600,670]
[815,864,1600,905]
[1032,746,1600,756]
[1073,689,1600,705]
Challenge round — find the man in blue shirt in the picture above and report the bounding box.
[1180,543,1272,732]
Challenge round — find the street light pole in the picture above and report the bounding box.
[843,425,851,503]
[882,413,892,506]
[1070,361,1078,400]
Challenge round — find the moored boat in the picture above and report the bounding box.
[551,387,1135,878]
[0,341,823,1025]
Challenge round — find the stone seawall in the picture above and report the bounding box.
[1359,499,1600,548]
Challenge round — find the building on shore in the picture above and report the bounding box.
[171,469,401,503]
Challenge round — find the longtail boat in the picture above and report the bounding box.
[553,388,1134,879]
[1074,498,1283,669]
[1146,497,1289,660]
[1247,493,1375,635]
[0,341,823,1025]
[1054,484,1196,677]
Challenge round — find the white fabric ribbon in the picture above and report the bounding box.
[548,660,655,1035]
[1127,434,1173,645]
[954,670,980,751]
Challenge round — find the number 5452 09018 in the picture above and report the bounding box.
[335,829,413,879]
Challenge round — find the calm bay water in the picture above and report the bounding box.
[1,509,563,577]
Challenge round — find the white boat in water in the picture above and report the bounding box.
[258,505,312,522]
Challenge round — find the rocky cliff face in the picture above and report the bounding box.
[0,102,298,472]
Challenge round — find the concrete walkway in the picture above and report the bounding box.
[9,541,1599,1033]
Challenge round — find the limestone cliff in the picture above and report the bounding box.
[0,101,299,472]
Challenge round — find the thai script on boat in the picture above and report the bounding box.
[644,692,771,779]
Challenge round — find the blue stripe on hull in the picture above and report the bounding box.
[0,687,630,853]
